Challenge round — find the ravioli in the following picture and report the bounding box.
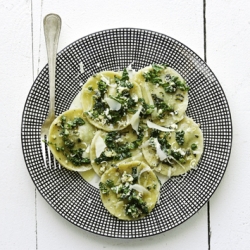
[81,70,142,131]
[48,109,96,171]
[134,64,189,126]
[90,125,146,176]
[99,161,161,220]
[45,63,205,220]
[142,116,203,177]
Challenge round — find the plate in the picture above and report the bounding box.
[21,28,232,238]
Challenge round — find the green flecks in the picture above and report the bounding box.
[176,130,185,146]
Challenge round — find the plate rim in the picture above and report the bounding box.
[21,27,233,238]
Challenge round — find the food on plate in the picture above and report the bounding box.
[142,116,204,177]
[46,64,204,220]
[81,70,142,131]
[48,109,96,171]
[134,64,189,126]
[99,161,161,220]
[90,125,146,176]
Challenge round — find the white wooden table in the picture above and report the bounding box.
[1,0,250,249]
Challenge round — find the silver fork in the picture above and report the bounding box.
[41,13,61,168]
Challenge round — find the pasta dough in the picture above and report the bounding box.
[134,64,189,126]
[46,65,204,220]
[81,70,142,131]
[48,109,96,171]
[142,116,204,177]
[99,161,161,220]
[90,125,146,176]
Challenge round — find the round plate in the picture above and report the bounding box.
[21,28,232,238]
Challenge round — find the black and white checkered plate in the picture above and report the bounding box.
[21,28,232,238]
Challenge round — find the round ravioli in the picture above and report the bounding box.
[81,70,142,131]
[134,64,189,126]
[48,109,96,171]
[90,125,146,176]
[142,116,203,177]
[99,161,161,220]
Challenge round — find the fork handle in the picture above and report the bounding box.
[43,13,61,118]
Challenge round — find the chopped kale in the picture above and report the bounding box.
[163,75,189,93]
[95,127,144,164]
[151,94,174,118]
[176,130,185,146]
[66,148,90,166]
[99,182,109,195]
[131,167,138,184]
[88,69,138,126]
[170,150,183,161]
[51,115,90,166]
[141,63,189,94]
[106,179,115,188]
[125,189,149,218]
[97,80,108,97]
[138,98,155,119]
[94,152,112,164]
[142,64,167,84]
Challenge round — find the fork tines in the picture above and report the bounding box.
[41,135,60,169]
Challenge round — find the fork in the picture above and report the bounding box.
[41,13,61,168]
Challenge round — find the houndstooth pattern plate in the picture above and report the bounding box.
[21,28,232,238]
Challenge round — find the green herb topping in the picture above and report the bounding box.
[50,115,90,166]
[149,129,187,165]
[143,64,168,84]
[151,94,174,118]
[95,126,144,164]
[142,63,189,94]
[138,98,155,119]
[99,169,150,219]
[86,69,138,126]
[176,130,185,146]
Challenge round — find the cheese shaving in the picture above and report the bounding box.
[95,134,106,158]
[130,184,150,195]
[126,62,136,80]
[105,97,121,111]
[154,138,168,161]
[138,165,151,181]
[147,120,174,132]
[100,75,110,85]
[130,106,142,134]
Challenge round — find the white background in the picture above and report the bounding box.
[1,0,250,249]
